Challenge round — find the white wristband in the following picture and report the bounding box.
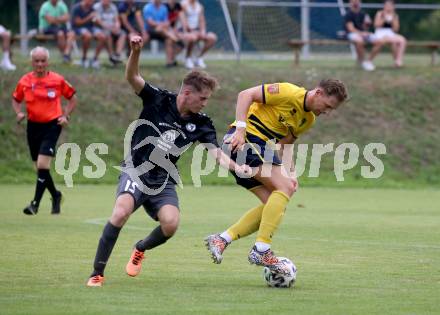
[236,120,247,128]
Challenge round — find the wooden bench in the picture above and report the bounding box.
[13,32,56,42]
[12,32,160,55]
[287,39,440,66]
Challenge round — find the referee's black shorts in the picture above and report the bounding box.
[26,119,62,161]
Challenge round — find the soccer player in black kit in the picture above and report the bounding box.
[87,35,251,287]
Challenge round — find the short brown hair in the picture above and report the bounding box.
[182,70,219,92]
[318,79,348,103]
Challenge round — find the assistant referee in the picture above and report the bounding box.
[12,46,77,215]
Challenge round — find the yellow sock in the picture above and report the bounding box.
[256,190,290,244]
[226,204,264,241]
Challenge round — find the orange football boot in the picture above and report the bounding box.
[126,248,145,277]
[87,275,104,287]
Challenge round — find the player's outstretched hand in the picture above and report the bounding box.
[16,112,25,124]
[225,128,246,153]
[129,35,144,52]
[235,164,253,178]
[57,115,69,127]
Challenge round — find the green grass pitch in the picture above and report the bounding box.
[1,185,439,315]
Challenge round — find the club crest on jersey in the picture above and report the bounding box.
[161,130,179,143]
[278,115,286,123]
[185,123,196,132]
[267,84,279,94]
[47,90,56,98]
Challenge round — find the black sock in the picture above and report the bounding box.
[136,226,171,251]
[92,222,122,276]
[32,169,49,207]
[44,170,57,197]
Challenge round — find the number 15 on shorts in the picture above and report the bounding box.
[124,179,138,193]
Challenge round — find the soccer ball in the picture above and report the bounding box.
[263,257,297,288]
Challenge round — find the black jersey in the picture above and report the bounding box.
[344,10,368,32]
[124,82,219,188]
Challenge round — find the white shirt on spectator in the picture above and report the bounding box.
[93,2,119,29]
[182,0,202,30]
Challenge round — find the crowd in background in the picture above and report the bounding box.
[344,0,407,71]
[1,0,217,70]
[0,24,16,70]
[1,0,409,72]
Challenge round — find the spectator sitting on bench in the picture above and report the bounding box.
[374,0,406,68]
[119,0,149,51]
[180,0,217,69]
[166,0,182,30]
[0,24,16,71]
[38,0,75,63]
[72,0,107,69]
[93,0,126,65]
[344,0,383,71]
[168,0,198,69]
[143,0,183,67]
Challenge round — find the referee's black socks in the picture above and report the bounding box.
[32,169,48,206]
[43,169,57,197]
[33,169,58,206]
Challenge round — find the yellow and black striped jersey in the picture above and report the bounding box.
[232,83,316,142]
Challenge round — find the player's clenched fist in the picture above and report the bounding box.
[129,35,144,51]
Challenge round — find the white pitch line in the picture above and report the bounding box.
[277,235,440,250]
[84,218,146,231]
[84,218,440,250]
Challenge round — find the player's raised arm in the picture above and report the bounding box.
[236,85,263,121]
[125,35,146,94]
[227,85,263,153]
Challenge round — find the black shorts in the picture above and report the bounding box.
[177,27,199,34]
[116,171,179,221]
[222,127,282,190]
[27,119,62,161]
[43,25,68,35]
[111,30,125,41]
[148,29,166,41]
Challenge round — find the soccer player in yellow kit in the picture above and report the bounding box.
[205,79,348,273]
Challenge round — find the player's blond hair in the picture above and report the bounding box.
[182,70,219,92]
[318,79,348,103]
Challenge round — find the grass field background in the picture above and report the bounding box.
[1,54,440,187]
[1,185,439,315]
[1,50,439,314]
